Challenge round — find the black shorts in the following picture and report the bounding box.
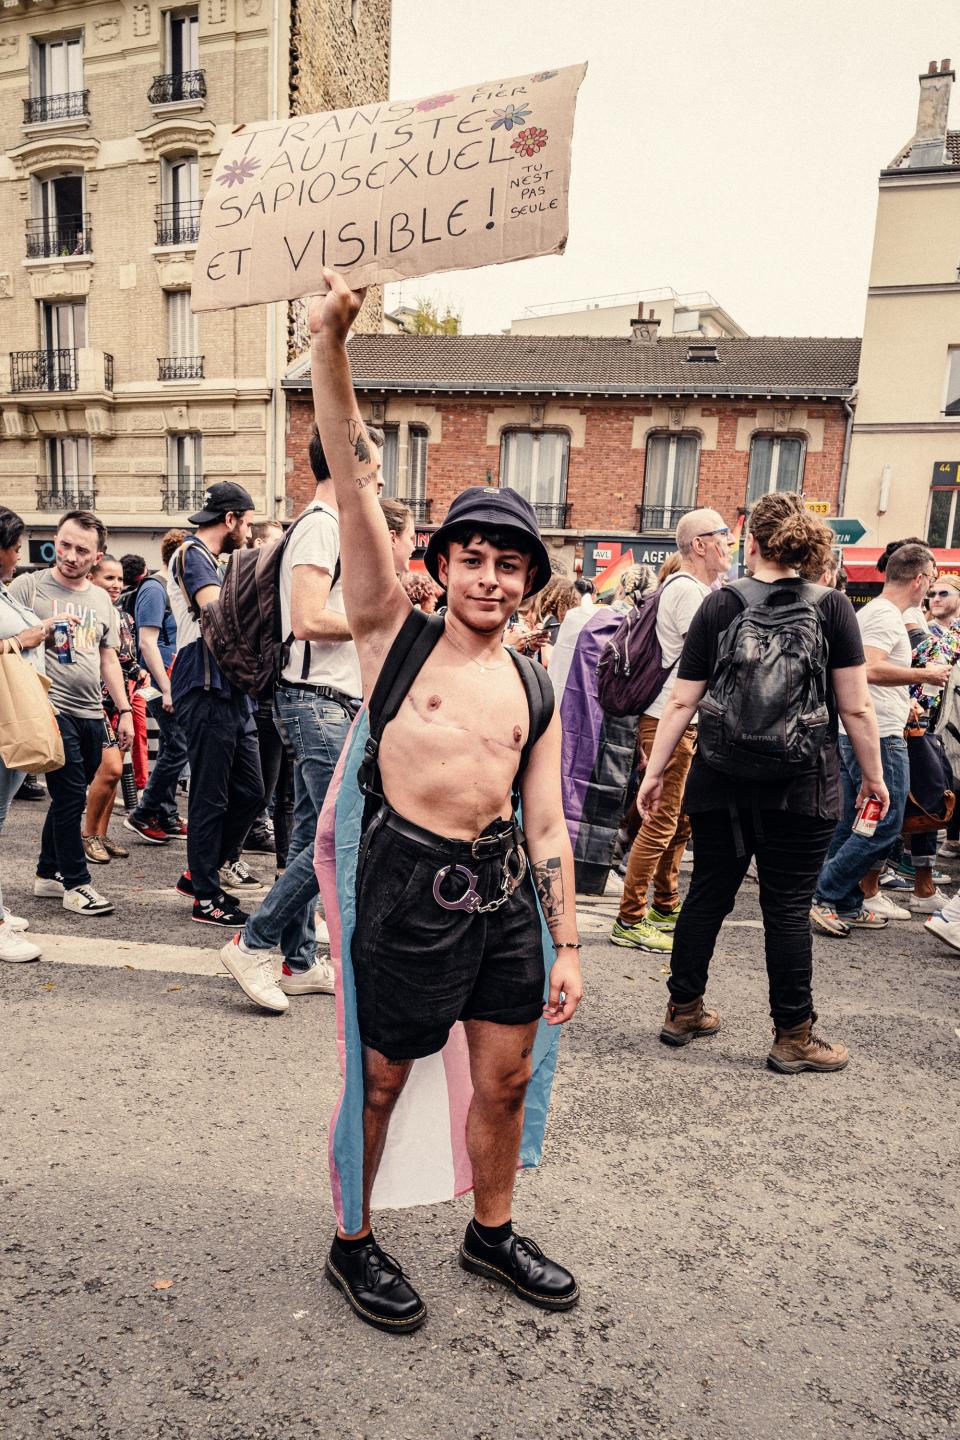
[352,809,546,1062]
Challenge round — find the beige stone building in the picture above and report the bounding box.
[509,288,747,340]
[0,0,388,563]
[846,58,960,550]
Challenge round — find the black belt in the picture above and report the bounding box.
[277,680,361,714]
[382,808,521,861]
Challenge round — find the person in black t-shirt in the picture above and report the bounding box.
[637,493,888,1074]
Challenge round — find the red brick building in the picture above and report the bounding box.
[283,332,860,571]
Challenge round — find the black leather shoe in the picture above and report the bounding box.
[459,1222,579,1310]
[15,779,46,801]
[325,1236,427,1333]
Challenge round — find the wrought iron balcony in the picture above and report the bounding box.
[25,215,92,259]
[104,353,114,390]
[37,478,96,512]
[163,483,206,514]
[396,495,432,524]
[148,70,207,105]
[23,91,90,125]
[636,503,693,533]
[532,502,571,528]
[11,349,77,393]
[158,356,204,381]
[154,201,201,246]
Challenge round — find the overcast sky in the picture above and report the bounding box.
[384,0,959,337]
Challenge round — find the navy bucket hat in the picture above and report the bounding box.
[423,487,552,594]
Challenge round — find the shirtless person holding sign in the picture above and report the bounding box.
[311,269,583,1333]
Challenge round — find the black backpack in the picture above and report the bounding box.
[697,578,830,782]
[358,609,554,817]
[596,573,702,717]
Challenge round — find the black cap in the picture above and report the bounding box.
[423,487,552,594]
[188,481,256,526]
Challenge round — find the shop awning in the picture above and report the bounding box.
[841,547,960,583]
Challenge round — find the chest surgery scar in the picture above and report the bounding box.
[406,692,524,752]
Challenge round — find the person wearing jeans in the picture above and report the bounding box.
[814,734,910,918]
[812,542,947,933]
[220,424,367,1012]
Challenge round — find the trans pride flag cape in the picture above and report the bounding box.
[557,607,637,896]
[314,711,562,1236]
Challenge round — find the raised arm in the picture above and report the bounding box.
[308,269,409,646]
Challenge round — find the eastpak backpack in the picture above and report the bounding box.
[172,507,339,700]
[696,577,830,782]
[596,573,701,718]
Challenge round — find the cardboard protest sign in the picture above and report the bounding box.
[191,62,587,313]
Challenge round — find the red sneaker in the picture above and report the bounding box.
[161,816,188,839]
[123,814,171,845]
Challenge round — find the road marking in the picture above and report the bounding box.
[28,932,229,977]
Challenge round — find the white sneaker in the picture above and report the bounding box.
[219,934,289,1013]
[0,921,41,962]
[867,891,911,920]
[315,913,331,946]
[1,912,29,931]
[34,874,64,898]
[220,858,267,891]
[62,885,114,916]
[902,888,950,915]
[937,840,960,859]
[278,958,335,995]
[925,912,960,950]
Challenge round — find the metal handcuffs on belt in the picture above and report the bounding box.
[432,843,527,915]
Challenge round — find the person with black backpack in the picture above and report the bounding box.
[307,268,583,1335]
[166,482,263,928]
[637,492,887,1074]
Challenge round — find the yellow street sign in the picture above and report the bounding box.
[804,499,831,515]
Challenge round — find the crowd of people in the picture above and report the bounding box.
[1,264,958,1334]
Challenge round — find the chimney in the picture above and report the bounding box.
[908,57,954,167]
[629,303,660,347]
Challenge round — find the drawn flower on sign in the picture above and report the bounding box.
[530,71,557,83]
[216,156,261,187]
[416,93,456,111]
[510,126,548,158]
[489,102,532,131]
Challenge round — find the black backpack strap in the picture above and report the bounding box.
[358,609,445,794]
[507,647,556,796]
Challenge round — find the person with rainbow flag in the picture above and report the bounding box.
[310,269,583,1336]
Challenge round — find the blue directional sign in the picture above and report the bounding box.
[823,517,867,546]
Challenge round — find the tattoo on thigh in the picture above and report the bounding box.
[521,1045,532,1059]
[346,418,372,466]
[532,856,564,929]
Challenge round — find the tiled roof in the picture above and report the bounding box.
[285,334,860,398]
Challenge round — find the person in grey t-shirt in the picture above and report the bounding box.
[8,512,130,917]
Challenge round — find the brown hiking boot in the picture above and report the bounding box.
[767,1017,849,1074]
[659,996,721,1048]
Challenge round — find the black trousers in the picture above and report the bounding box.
[39,713,105,889]
[179,690,264,901]
[227,701,293,867]
[668,807,836,1030]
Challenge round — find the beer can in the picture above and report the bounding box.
[852,793,883,838]
[52,620,75,665]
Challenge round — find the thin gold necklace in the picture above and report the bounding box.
[443,627,511,672]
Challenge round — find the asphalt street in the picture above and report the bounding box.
[2,792,959,1440]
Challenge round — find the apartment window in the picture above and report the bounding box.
[746,434,805,508]
[166,290,198,356]
[167,434,203,507]
[26,36,87,123]
[167,9,199,73]
[157,154,200,243]
[380,424,430,518]
[28,172,89,257]
[46,437,92,504]
[41,298,86,350]
[945,348,960,416]
[641,433,700,530]
[499,430,570,525]
[927,489,960,548]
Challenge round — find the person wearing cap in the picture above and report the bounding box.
[167,482,264,928]
[927,572,960,636]
[308,268,583,1335]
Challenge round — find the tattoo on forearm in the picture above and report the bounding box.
[533,857,564,929]
[355,470,376,490]
[346,418,371,465]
